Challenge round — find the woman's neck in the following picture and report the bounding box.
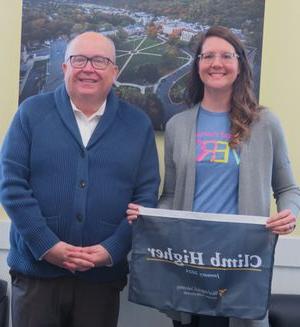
[201,88,232,113]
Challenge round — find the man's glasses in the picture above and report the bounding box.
[198,52,239,64]
[68,55,115,70]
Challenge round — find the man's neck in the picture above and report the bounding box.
[71,97,105,117]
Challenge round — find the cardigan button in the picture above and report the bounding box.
[76,214,83,222]
[80,180,86,188]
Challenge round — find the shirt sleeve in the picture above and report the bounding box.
[270,115,300,217]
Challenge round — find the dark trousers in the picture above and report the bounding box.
[11,271,126,327]
[173,315,229,327]
[0,279,8,327]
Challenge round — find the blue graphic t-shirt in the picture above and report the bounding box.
[193,107,240,214]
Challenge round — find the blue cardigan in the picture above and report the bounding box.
[0,85,160,282]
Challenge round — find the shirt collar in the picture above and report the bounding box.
[70,99,106,120]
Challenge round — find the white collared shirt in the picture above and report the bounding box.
[70,99,113,266]
[71,100,106,147]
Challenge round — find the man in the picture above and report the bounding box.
[0,32,160,327]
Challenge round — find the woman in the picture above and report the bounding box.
[127,26,300,327]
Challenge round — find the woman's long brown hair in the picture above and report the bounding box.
[187,26,262,148]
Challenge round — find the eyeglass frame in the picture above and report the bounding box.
[67,55,115,70]
[198,52,239,64]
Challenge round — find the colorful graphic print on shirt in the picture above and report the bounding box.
[196,131,240,165]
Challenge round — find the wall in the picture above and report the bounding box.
[260,0,300,159]
[1,219,300,327]
[0,0,299,270]
[0,0,21,145]
[0,0,300,325]
[1,0,299,233]
[260,0,300,236]
[0,0,22,221]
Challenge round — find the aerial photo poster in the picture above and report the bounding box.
[19,0,265,130]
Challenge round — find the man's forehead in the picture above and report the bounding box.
[71,36,111,51]
[65,32,116,61]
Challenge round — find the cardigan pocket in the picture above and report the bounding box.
[84,219,118,245]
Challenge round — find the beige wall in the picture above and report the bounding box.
[261,0,300,182]
[0,0,299,235]
[0,0,21,145]
[0,0,21,218]
[260,0,300,235]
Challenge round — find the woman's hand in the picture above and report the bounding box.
[266,209,296,235]
[126,203,141,224]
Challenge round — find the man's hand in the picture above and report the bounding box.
[79,245,112,267]
[43,241,95,272]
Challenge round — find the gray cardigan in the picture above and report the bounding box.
[158,105,300,326]
[159,105,300,218]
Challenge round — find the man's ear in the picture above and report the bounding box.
[114,65,119,80]
[112,69,118,84]
[62,63,67,75]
